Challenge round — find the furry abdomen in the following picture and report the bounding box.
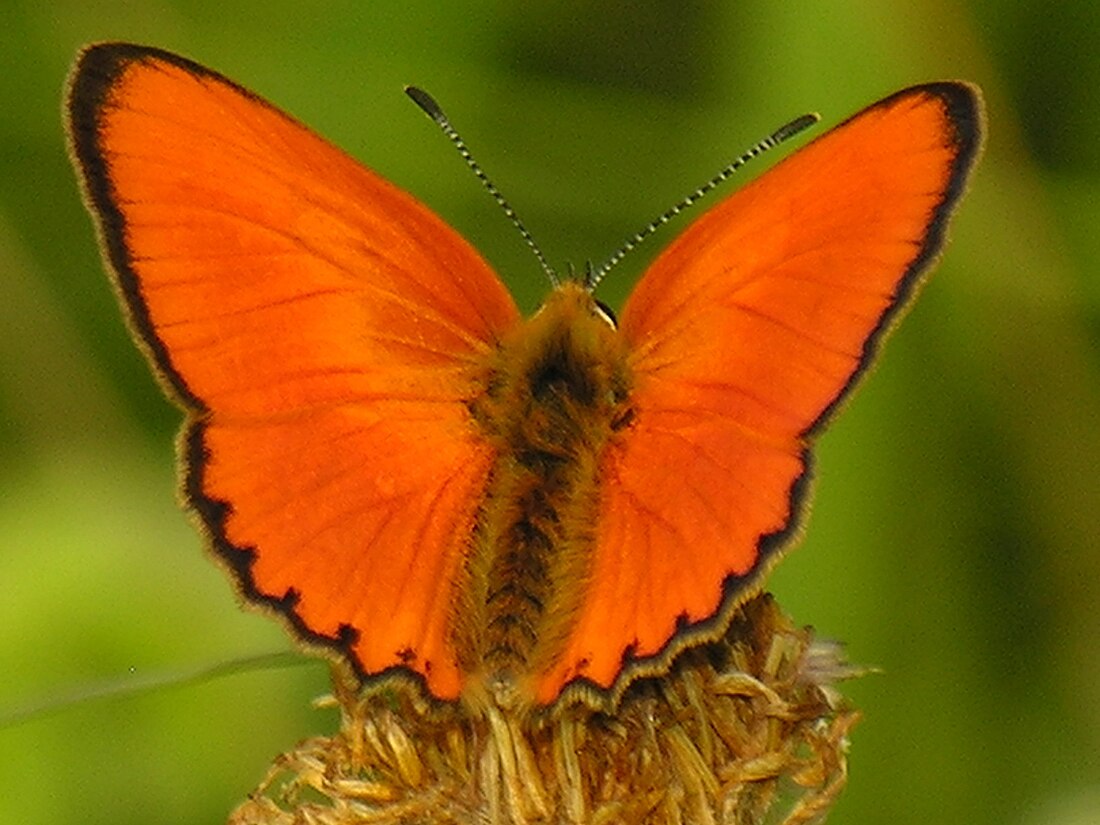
[454,283,632,705]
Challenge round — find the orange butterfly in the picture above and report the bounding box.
[66,43,982,711]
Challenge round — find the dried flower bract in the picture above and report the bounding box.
[229,595,860,825]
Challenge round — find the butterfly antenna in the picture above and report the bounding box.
[587,111,820,290]
[406,86,559,287]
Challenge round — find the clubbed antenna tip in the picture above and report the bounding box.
[405,85,560,287]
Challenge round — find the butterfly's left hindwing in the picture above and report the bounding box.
[538,83,982,703]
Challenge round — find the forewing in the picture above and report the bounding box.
[542,83,982,701]
[67,43,521,698]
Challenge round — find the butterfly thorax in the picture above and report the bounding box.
[454,282,633,708]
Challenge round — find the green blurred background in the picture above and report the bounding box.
[2,2,1098,823]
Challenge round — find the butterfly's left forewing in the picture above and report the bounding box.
[540,83,982,702]
[67,44,521,699]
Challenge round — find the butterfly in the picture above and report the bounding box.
[66,42,982,711]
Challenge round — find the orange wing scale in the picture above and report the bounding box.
[69,45,520,699]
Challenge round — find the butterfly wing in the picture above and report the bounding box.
[67,43,520,699]
[541,83,982,702]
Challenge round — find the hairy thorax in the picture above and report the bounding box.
[453,281,634,709]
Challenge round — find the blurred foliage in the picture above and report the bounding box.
[1,2,1097,824]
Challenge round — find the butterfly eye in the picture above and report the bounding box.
[593,299,618,328]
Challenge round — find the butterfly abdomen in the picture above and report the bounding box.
[453,282,632,705]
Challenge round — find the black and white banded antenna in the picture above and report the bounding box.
[586,111,820,290]
[405,86,559,287]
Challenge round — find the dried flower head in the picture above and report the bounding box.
[229,595,860,825]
